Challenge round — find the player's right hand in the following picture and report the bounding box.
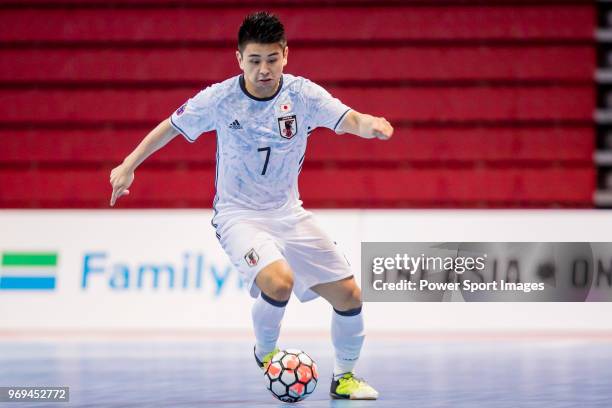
[109,164,134,206]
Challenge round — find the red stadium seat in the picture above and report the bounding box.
[0,127,593,165]
[307,127,594,164]
[0,169,216,208]
[0,2,596,209]
[299,168,595,207]
[0,46,594,83]
[0,86,594,124]
[0,129,215,165]
[0,167,594,208]
[4,0,586,5]
[0,6,593,42]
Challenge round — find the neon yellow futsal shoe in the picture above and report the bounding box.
[330,372,379,400]
[253,346,280,372]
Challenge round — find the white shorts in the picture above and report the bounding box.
[216,208,353,302]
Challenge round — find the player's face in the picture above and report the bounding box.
[237,42,288,98]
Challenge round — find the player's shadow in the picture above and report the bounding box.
[268,399,379,407]
[328,400,378,407]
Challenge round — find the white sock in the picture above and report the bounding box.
[252,291,288,361]
[332,306,364,378]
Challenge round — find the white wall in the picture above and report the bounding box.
[1,209,611,332]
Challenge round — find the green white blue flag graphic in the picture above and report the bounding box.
[0,252,57,290]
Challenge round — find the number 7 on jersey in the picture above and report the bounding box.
[258,147,271,175]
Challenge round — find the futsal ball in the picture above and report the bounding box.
[264,349,318,403]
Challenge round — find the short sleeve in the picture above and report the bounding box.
[170,85,218,142]
[301,80,351,132]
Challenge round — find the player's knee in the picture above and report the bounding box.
[336,284,362,311]
[267,265,294,301]
[270,273,293,301]
[347,285,363,309]
[256,261,294,302]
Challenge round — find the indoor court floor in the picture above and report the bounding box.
[1,336,611,407]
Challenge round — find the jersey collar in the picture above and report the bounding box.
[239,74,284,102]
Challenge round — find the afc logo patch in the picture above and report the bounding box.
[244,248,260,267]
[277,115,297,139]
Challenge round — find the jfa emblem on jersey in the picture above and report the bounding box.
[278,115,297,139]
[244,248,259,267]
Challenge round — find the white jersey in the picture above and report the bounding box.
[170,73,351,221]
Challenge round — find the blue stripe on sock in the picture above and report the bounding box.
[334,306,362,316]
[260,291,288,308]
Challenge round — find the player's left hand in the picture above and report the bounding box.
[371,117,393,140]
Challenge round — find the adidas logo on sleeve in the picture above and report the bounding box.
[229,119,243,129]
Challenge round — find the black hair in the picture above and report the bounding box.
[238,11,286,53]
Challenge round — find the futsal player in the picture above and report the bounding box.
[109,11,393,400]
